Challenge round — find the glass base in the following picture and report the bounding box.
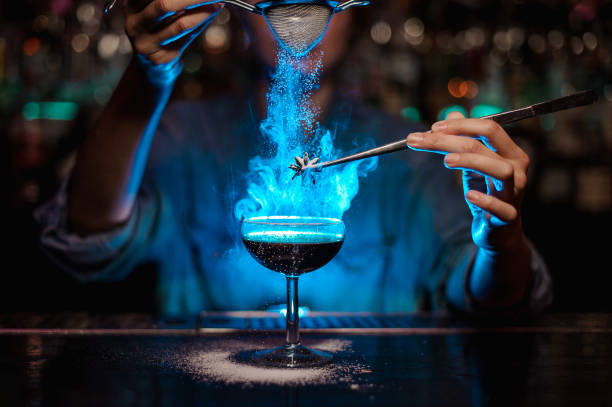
[233,344,332,368]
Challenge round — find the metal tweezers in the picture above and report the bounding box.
[290,89,599,177]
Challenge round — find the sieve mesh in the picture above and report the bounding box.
[264,4,333,56]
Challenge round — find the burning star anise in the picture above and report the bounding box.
[289,152,321,180]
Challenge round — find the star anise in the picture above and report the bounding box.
[288,152,321,180]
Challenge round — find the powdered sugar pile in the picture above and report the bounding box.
[171,338,363,387]
[100,336,370,388]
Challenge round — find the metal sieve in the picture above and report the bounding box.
[105,0,370,57]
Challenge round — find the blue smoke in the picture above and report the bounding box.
[234,50,378,221]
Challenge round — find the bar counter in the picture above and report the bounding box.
[1,312,611,406]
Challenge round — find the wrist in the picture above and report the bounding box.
[469,227,533,308]
[479,234,531,262]
[477,219,529,257]
[134,54,183,90]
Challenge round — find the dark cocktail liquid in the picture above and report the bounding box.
[243,232,343,275]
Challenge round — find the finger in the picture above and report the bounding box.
[139,0,222,24]
[431,118,523,159]
[406,131,499,159]
[143,16,206,64]
[157,9,217,46]
[174,13,210,51]
[135,9,214,54]
[466,190,518,223]
[145,32,191,64]
[444,153,515,191]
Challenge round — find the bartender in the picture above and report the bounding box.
[35,0,552,315]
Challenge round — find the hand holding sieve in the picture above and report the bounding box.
[104,0,369,56]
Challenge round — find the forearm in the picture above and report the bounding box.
[468,233,533,308]
[68,57,175,235]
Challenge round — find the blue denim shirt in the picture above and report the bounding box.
[35,96,552,315]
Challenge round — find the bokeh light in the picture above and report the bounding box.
[76,3,96,23]
[447,78,478,99]
[23,101,78,121]
[370,21,392,45]
[437,105,468,121]
[401,106,421,122]
[528,34,547,54]
[23,38,41,56]
[204,25,230,54]
[97,34,120,59]
[470,104,503,118]
[448,77,466,98]
[547,30,565,49]
[582,32,597,51]
[464,80,479,99]
[71,33,90,53]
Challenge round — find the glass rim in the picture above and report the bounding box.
[242,215,343,226]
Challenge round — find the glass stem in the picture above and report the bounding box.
[285,276,300,346]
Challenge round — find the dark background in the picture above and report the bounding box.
[2,0,611,312]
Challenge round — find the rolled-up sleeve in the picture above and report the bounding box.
[34,174,169,282]
[461,242,553,315]
[525,244,553,312]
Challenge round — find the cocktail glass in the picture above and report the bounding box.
[238,215,345,368]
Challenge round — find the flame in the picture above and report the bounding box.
[234,50,377,221]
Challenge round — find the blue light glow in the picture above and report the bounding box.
[279,306,309,318]
[234,49,377,221]
[245,215,341,223]
[244,230,344,243]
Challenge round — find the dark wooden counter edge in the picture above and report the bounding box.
[1,313,611,335]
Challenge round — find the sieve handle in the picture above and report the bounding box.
[222,0,259,13]
[335,0,371,11]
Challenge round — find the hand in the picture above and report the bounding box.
[123,0,223,84]
[406,111,531,253]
